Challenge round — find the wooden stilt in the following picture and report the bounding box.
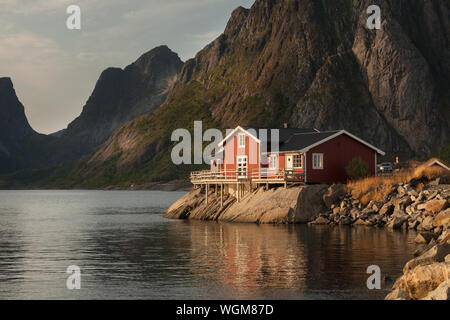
[237,183,240,203]
[206,184,209,204]
[220,184,223,207]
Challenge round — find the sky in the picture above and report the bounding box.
[0,0,254,134]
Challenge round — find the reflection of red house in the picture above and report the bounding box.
[191,126,385,188]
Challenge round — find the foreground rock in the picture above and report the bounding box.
[164,185,329,224]
[385,242,450,300]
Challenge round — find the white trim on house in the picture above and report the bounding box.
[375,152,378,176]
[269,154,278,170]
[312,153,324,170]
[427,160,450,171]
[219,126,261,147]
[299,130,386,156]
[293,154,303,169]
[304,152,308,183]
[238,133,246,148]
[237,155,248,178]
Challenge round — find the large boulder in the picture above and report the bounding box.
[425,200,449,215]
[218,185,329,224]
[434,209,450,227]
[404,243,450,273]
[400,263,450,300]
[387,211,409,229]
[322,184,346,208]
[164,185,330,224]
[438,229,450,244]
[419,216,435,231]
[415,233,437,244]
[309,216,330,225]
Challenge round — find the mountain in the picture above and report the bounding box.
[48,45,183,164]
[1,0,449,189]
[41,0,448,188]
[0,78,55,173]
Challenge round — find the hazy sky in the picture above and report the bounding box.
[0,0,254,134]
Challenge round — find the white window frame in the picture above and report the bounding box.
[237,155,248,178]
[269,155,278,170]
[293,154,303,169]
[238,134,246,149]
[312,153,324,170]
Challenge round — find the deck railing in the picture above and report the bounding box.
[190,169,305,183]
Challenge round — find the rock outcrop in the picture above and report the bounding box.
[164,185,329,224]
[385,242,450,300]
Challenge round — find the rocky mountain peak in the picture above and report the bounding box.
[51,45,184,164]
[130,45,183,77]
[224,6,249,37]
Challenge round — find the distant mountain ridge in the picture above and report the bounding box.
[49,45,183,164]
[0,46,183,172]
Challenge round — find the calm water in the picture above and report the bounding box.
[0,190,420,300]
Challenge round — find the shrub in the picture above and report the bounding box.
[346,158,370,181]
[347,160,449,204]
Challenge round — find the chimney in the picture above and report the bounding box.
[283,123,288,129]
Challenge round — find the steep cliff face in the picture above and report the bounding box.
[0,78,34,144]
[64,0,448,187]
[174,0,449,154]
[0,78,53,173]
[50,45,183,163]
[352,0,450,155]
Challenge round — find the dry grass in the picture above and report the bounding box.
[348,165,449,205]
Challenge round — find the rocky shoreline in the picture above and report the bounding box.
[164,176,450,300]
[316,182,449,300]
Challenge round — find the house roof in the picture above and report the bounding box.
[219,126,319,146]
[218,126,385,156]
[423,158,450,170]
[242,127,319,143]
[273,130,385,156]
[278,131,341,151]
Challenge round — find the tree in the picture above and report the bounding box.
[346,158,370,181]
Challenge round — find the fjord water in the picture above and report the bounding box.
[0,190,419,300]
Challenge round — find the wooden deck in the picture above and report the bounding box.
[190,169,305,185]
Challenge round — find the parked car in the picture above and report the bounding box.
[378,162,394,174]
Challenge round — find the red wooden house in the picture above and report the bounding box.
[191,126,385,187]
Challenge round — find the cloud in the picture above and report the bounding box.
[0,31,69,87]
[0,0,71,15]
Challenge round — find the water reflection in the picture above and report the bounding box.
[177,222,308,299]
[172,222,417,300]
[0,191,419,300]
